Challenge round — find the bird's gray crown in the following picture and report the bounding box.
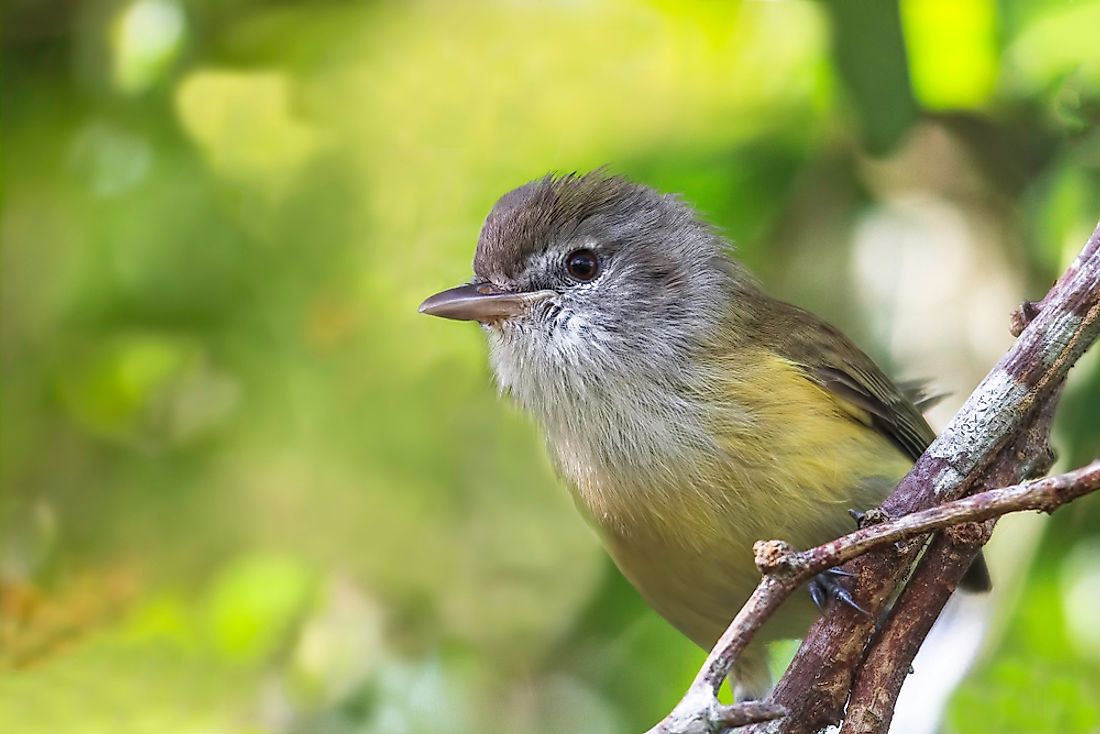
[473,172,675,282]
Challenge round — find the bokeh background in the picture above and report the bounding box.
[3,1,1100,732]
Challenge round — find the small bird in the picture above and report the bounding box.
[419,172,989,699]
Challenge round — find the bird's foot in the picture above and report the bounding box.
[809,568,868,616]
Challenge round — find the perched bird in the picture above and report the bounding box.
[418,172,988,699]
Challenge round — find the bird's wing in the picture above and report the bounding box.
[763,300,992,591]
[764,304,936,462]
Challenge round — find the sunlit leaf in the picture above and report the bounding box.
[202,553,314,663]
[900,0,998,110]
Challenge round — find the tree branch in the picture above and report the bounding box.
[645,461,1100,734]
[840,391,1061,734]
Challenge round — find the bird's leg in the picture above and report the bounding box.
[808,567,868,615]
[807,507,888,614]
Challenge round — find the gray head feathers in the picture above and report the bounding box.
[476,173,659,280]
[473,171,744,292]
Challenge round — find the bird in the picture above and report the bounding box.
[418,171,989,699]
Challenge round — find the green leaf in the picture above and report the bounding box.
[202,552,315,663]
[821,0,919,154]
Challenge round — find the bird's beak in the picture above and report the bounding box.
[418,282,556,322]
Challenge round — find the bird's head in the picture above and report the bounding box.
[419,172,746,418]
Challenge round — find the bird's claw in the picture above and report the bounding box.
[809,568,869,616]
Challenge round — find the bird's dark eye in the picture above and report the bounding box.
[565,249,599,282]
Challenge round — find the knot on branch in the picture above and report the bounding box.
[753,539,799,575]
[1010,298,1043,337]
[943,521,990,550]
[1035,491,1065,515]
[849,507,890,529]
[1025,446,1058,480]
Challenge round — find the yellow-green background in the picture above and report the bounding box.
[3,1,1100,732]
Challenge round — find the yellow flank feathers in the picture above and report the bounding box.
[719,349,912,519]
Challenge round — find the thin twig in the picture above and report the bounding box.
[714,702,788,728]
[644,461,1100,733]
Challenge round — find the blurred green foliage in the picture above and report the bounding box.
[2,1,1100,732]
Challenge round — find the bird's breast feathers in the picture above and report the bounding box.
[548,349,911,540]
[541,349,912,646]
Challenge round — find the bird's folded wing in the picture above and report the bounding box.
[762,300,992,591]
